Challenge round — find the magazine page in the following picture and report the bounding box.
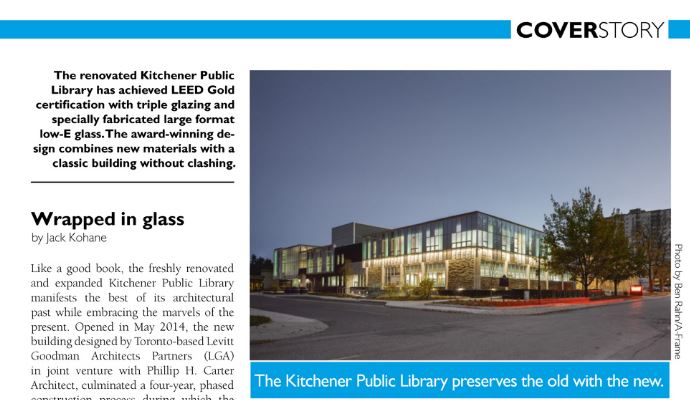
[0,1,686,399]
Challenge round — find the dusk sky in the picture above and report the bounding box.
[250,71,670,258]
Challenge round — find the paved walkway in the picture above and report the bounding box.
[250,307,328,342]
[285,293,669,315]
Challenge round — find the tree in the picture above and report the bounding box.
[597,211,645,295]
[543,188,607,297]
[417,279,435,300]
[535,237,550,296]
[631,212,671,292]
[250,254,273,276]
[488,262,500,289]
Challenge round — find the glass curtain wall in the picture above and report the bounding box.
[363,212,543,261]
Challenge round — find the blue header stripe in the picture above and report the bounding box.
[669,20,690,38]
[0,20,511,39]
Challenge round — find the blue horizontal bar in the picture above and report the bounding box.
[251,361,669,398]
[669,20,690,38]
[0,20,511,39]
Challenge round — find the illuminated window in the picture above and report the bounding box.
[426,224,443,251]
[451,222,477,248]
[407,229,422,254]
[425,263,446,286]
[502,226,512,252]
[404,265,421,286]
[385,266,400,285]
[507,264,527,280]
[307,253,314,273]
[388,232,405,256]
[281,249,289,277]
[530,267,540,280]
[480,261,503,277]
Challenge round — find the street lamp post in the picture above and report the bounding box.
[537,253,541,303]
[537,239,544,303]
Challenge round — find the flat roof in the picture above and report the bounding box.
[274,243,332,251]
[360,210,544,237]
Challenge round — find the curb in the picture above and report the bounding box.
[307,295,387,305]
[256,293,389,305]
[253,292,669,317]
[384,297,652,315]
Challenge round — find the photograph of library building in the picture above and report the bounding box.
[272,211,575,294]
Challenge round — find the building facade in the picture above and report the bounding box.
[273,212,575,293]
[250,264,274,291]
[594,208,672,292]
[622,208,671,247]
[362,211,572,291]
[272,244,316,289]
[272,223,388,293]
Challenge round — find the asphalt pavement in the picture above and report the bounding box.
[250,294,670,360]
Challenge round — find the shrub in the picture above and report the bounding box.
[417,279,435,300]
[382,286,400,298]
[401,284,414,298]
[250,315,271,326]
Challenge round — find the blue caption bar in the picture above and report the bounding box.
[669,20,690,38]
[0,20,511,39]
[251,361,669,398]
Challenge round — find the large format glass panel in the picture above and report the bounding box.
[407,228,422,254]
[404,265,422,286]
[487,224,494,248]
[425,223,443,251]
[451,221,462,248]
[391,231,405,256]
[507,264,527,279]
[307,252,314,273]
[385,266,400,286]
[480,261,503,277]
[281,249,289,277]
[425,263,446,286]
[326,253,333,272]
[502,225,512,252]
